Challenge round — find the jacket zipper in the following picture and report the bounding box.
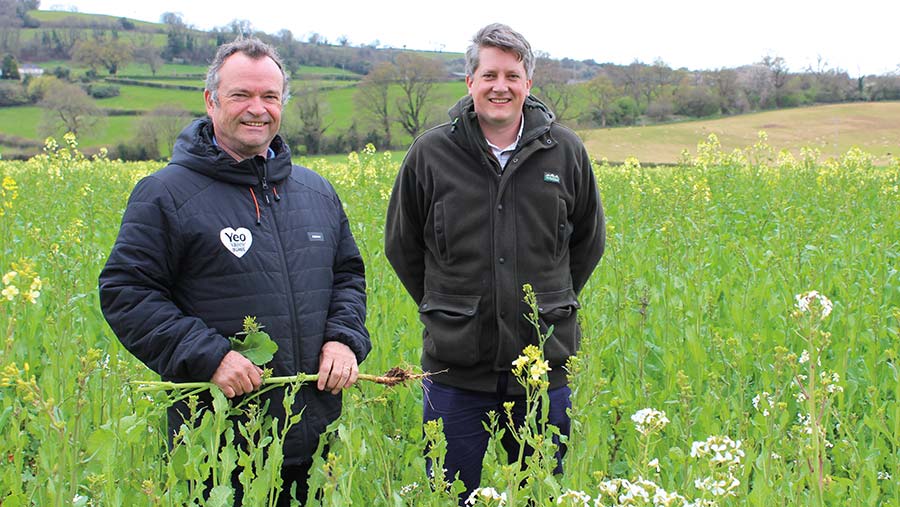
[253,157,302,370]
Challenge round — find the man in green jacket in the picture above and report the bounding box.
[384,23,605,503]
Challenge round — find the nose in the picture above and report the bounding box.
[492,78,510,92]
[247,95,266,115]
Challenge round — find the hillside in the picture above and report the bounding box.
[580,102,900,165]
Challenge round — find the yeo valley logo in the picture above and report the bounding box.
[220,227,253,258]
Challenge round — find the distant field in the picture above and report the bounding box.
[28,9,160,30]
[96,85,206,114]
[579,101,900,165]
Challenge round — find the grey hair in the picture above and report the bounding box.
[465,23,535,80]
[205,36,290,105]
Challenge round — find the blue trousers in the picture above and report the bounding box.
[422,375,571,503]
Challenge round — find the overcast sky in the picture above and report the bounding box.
[48,0,899,76]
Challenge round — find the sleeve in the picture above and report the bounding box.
[324,193,372,364]
[383,149,428,305]
[568,143,606,295]
[98,176,230,381]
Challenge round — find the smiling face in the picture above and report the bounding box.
[204,52,284,161]
[466,45,532,138]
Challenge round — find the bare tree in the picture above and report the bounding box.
[708,68,745,114]
[761,54,789,106]
[533,57,576,123]
[39,79,105,137]
[133,34,163,76]
[393,53,445,138]
[737,64,775,110]
[136,104,192,156]
[354,61,394,149]
[282,83,332,155]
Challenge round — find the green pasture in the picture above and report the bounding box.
[27,9,161,30]
[95,84,205,114]
[0,107,42,140]
[0,138,898,505]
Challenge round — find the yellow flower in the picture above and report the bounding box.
[2,271,16,285]
[521,344,541,361]
[30,277,41,292]
[25,290,40,304]
[1,176,17,192]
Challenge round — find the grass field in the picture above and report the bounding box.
[581,102,900,165]
[94,85,206,114]
[0,137,897,505]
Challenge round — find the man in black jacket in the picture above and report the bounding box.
[384,23,604,502]
[99,37,370,506]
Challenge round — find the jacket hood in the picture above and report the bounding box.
[169,118,293,186]
[447,95,555,152]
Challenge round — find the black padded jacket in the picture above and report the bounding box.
[99,118,370,464]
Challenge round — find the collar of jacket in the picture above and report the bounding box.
[169,118,293,186]
[447,95,556,155]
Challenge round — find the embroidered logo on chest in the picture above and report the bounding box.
[220,227,253,258]
[544,172,560,184]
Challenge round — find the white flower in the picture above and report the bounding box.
[400,482,420,496]
[2,271,16,285]
[878,471,892,480]
[556,489,591,505]
[466,487,507,506]
[799,349,810,364]
[752,391,774,416]
[795,290,833,319]
[618,480,649,503]
[648,457,660,473]
[631,408,670,436]
[2,285,19,301]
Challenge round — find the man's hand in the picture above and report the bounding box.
[317,341,358,394]
[211,350,264,398]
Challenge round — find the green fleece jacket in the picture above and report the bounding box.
[385,95,605,393]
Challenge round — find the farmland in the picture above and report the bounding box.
[0,134,898,505]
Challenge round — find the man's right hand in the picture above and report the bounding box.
[210,350,264,398]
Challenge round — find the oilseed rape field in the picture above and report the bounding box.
[0,133,898,506]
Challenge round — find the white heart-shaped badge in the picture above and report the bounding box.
[220,227,253,258]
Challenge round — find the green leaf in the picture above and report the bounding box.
[229,330,278,365]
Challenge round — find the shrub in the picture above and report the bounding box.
[83,83,121,99]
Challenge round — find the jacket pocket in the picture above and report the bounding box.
[555,197,571,259]
[419,291,481,366]
[537,288,581,366]
[434,201,448,261]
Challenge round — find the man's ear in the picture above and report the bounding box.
[204,89,216,115]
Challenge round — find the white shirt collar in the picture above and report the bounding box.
[485,116,524,170]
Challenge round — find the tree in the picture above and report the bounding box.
[1,53,19,79]
[737,64,774,110]
[227,19,253,37]
[282,83,331,155]
[73,37,133,75]
[135,104,192,157]
[133,34,163,76]
[586,74,618,127]
[533,57,576,123]
[708,68,746,114]
[393,53,445,138]
[761,54,789,106]
[39,79,105,137]
[354,61,394,149]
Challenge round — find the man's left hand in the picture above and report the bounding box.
[317,341,358,394]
